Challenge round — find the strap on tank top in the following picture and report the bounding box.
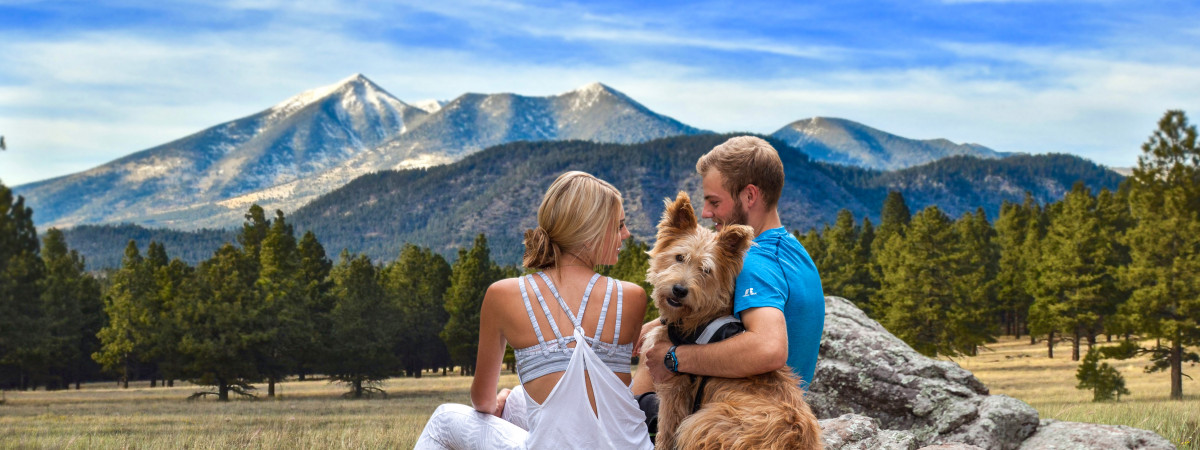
[591,278,626,355]
[521,272,602,354]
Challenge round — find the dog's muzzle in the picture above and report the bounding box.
[665,284,688,308]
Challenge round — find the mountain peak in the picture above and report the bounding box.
[573,81,612,94]
[268,73,404,117]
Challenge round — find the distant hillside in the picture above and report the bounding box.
[773,117,1009,170]
[57,135,1123,269]
[287,134,1120,264]
[61,224,235,270]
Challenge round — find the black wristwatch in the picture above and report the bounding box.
[664,345,680,373]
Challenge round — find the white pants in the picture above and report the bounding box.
[414,386,530,450]
[414,403,526,450]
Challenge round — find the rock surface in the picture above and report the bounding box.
[1018,419,1176,450]
[820,413,919,450]
[810,296,1171,450]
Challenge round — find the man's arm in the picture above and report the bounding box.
[643,306,787,382]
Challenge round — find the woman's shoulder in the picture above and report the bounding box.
[608,278,647,302]
[486,277,524,296]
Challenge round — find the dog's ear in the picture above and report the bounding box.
[716,224,755,259]
[658,191,698,232]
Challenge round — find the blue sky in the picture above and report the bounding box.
[1,0,1198,186]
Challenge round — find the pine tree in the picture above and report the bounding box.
[1076,347,1130,401]
[39,228,103,390]
[994,194,1037,338]
[1031,183,1120,361]
[951,208,1000,355]
[326,251,401,398]
[296,230,333,380]
[0,182,46,390]
[149,257,190,387]
[94,241,155,388]
[819,210,874,310]
[255,210,306,397]
[1120,109,1200,400]
[869,191,911,317]
[875,206,985,356]
[441,234,499,375]
[176,243,264,401]
[384,244,452,378]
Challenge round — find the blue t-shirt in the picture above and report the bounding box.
[732,227,825,390]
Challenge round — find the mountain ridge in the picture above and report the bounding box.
[60,134,1123,270]
[17,77,704,230]
[772,117,1010,170]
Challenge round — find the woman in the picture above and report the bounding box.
[416,171,653,450]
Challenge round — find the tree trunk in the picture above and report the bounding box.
[353,379,363,399]
[1171,332,1183,400]
[1071,330,1081,361]
[1086,333,1096,352]
[218,379,230,402]
[268,377,276,398]
[122,377,129,389]
[151,377,157,388]
[299,371,306,382]
[167,379,174,387]
[1047,331,1055,358]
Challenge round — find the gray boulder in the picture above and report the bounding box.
[809,296,1040,449]
[820,413,919,450]
[1018,419,1176,449]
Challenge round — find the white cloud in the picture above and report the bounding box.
[2,0,1198,186]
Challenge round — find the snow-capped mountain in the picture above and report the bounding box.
[772,117,1008,170]
[16,74,424,229]
[16,78,704,230]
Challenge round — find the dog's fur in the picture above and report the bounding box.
[645,192,822,450]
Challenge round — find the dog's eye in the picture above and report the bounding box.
[675,254,684,263]
[703,267,712,275]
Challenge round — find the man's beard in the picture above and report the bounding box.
[717,197,749,228]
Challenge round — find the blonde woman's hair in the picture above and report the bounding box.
[523,171,623,270]
[696,136,785,208]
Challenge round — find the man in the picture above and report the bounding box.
[632,135,825,410]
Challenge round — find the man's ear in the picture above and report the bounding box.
[716,224,754,259]
[658,191,698,233]
[740,184,760,210]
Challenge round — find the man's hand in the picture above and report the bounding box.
[492,388,512,418]
[633,319,661,356]
[642,340,679,383]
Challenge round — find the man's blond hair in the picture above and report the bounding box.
[695,136,784,208]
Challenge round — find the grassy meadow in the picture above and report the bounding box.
[950,336,1199,449]
[2,337,1197,449]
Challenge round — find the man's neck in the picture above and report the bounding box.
[748,209,783,238]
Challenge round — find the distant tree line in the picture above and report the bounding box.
[800,110,1200,401]
[0,185,657,400]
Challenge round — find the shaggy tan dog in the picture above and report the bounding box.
[644,192,822,450]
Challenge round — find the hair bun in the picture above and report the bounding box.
[523,227,557,269]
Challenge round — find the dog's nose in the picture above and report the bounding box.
[672,284,688,299]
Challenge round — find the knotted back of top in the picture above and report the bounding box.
[513,272,632,384]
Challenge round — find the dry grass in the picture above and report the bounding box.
[950,336,1200,449]
[3,338,1197,449]
[0,373,519,449]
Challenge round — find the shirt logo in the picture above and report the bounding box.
[743,288,757,297]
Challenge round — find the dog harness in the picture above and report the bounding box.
[665,316,746,414]
[513,272,634,384]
